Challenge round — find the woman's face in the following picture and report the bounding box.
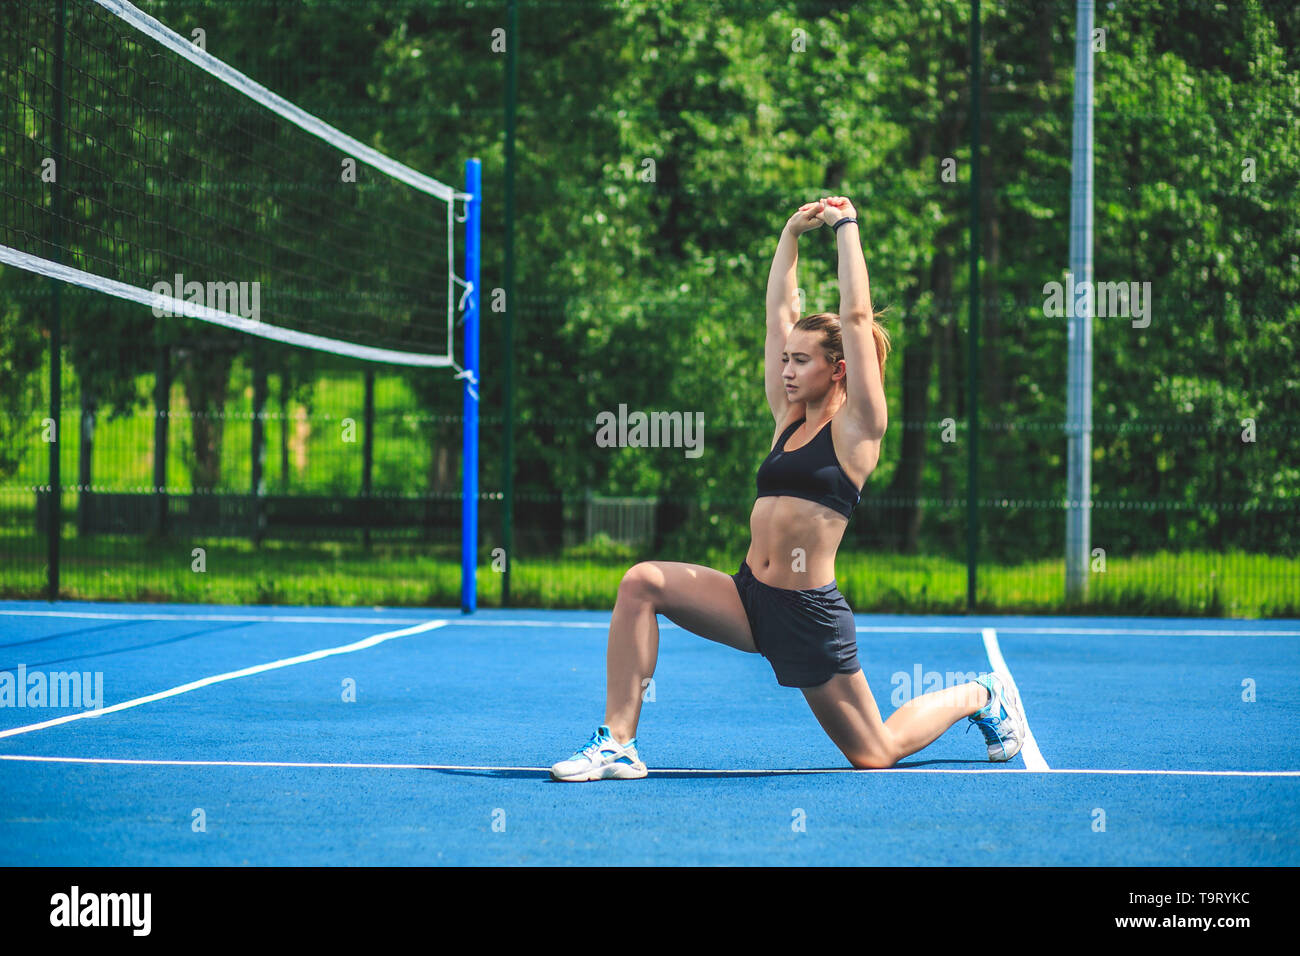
[782,328,842,401]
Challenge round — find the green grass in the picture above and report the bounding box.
[1,526,1296,617]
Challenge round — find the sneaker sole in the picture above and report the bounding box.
[550,761,648,782]
[989,679,1027,762]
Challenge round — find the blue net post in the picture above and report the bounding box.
[461,158,482,613]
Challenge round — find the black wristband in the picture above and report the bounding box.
[832,217,859,232]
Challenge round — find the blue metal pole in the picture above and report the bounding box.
[1066,0,1095,602]
[461,159,481,613]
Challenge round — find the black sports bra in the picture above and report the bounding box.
[754,417,861,519]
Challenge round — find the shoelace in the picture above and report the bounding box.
[967,712,1004,743]
[575,730,614,760]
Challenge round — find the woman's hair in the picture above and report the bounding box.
[793,309,892,389]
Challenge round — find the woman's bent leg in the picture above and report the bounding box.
[802,671,990,768]
[882,681,989,759]
[603,577,659,745]
[603,561,757,744]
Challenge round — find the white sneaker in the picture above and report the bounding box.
[551,725,647,781]
[966,673,1027,762]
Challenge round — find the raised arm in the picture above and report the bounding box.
[764,203,825,422]
[820,196,886,437]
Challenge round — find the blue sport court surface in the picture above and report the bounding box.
[0,600,1297,865]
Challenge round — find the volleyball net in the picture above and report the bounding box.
[0,0,482,609]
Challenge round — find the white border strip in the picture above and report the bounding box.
[0,619,448,740]
[883,625,1300,637]
[982,627,1048,770]
[0,609,445,626]
[0,755,1295,777]
[94,0,469,204]
[0,245,452,368]
[3,609,1298,637]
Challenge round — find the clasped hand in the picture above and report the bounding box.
[784,196,858,236]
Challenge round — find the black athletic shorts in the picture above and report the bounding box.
[730,560,860,688]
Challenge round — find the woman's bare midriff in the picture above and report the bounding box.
[744,495,849,590]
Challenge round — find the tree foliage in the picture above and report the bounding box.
[2,0,1294,561]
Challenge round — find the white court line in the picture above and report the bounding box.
[3,609,1298,637]
[879,625,1300,637]
[982,628,1049,771]
[0,609,443,626]
[0,619,448,740]
[0,754,1295,776]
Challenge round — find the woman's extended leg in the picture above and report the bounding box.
[800,670,989,768]
[603,561,758,745]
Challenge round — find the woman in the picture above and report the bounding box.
[552,196,1026,781]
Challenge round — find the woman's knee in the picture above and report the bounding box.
[848,749,897,770]
[847,735,899,770]
[618,561,662,606]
